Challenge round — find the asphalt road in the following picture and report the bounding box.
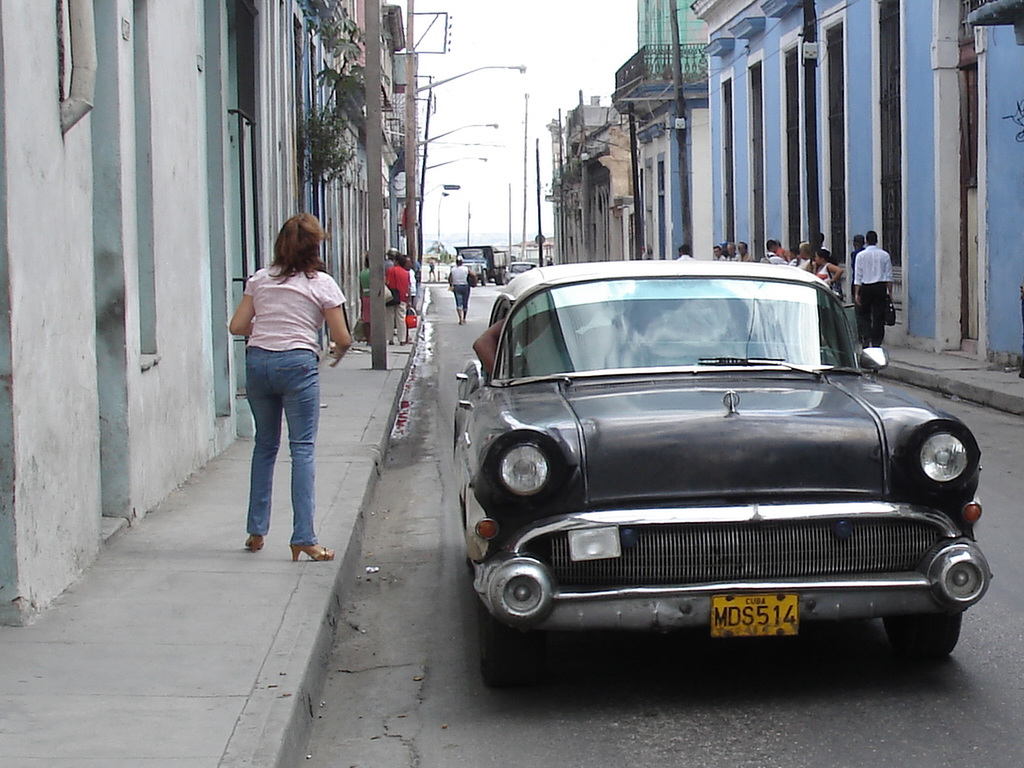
[304,284,1024,768]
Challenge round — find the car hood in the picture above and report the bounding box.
[561,375,884,507]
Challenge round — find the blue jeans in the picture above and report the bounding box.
[453,284,470,311]
[245,348,321,546]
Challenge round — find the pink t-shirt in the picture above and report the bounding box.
[244,267,345,353]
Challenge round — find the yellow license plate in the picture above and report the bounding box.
[710,594,799,638]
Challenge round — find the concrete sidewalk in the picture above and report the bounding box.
[0,341,414,768]
[883,345,1024,416]
[0,325,1019,768]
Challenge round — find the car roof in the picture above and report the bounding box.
[498,259,823,303]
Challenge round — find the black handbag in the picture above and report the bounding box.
[884,297,897,326]
[385,287,400,307]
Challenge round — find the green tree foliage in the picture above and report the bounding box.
[301,15,365,185]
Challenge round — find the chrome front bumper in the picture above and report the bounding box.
[472,503,991,631]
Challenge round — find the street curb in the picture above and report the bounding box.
[218,345,416,768]
[882,363,1024,417]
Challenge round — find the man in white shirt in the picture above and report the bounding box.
[675,242,694,260]
[853,230,894,346]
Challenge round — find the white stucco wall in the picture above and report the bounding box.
[0,0,353,625]
[126,1,217,517]
[0,4,102,622]
[689,106,713,259]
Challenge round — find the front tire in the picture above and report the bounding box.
[478,603,546,687]
[883,612,963,659]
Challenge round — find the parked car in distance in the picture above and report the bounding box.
[454,260,990,687]
[507,261,537,277]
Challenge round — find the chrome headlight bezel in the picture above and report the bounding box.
[919,432,969,483]
[480,429,572,503]
[498,443,550,496]
[904,421,980,491]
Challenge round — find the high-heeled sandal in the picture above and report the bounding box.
[244,534,264,553]
[290,544,335,562]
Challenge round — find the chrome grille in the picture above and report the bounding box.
[527,519,943,588]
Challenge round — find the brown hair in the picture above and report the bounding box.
[271,213,327,278]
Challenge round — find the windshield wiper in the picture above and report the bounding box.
[697,357,823,377]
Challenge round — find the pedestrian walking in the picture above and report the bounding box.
[813,250,845,299]
[792,242,815,272]
[358,255,371,343]
[228,213,351,562]
[848,234,865,279]
[449,256,472,324]
[765,239,791,265]
[385,254,411,344]
[853,230,894,347]
[1020,277,1024,378]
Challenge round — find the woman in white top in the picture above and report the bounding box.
[448,256,472,324]
[229,214,351,561]
[813,250,845,299]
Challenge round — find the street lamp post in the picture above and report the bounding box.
[425,183,460,251]
[418,122,497,258]
[414,65,526,95]
[426,157,488,171]
[405,64,524,280]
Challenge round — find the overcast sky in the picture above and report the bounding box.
[412,0,638,249]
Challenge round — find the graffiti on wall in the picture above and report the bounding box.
[1004,100,1024,143]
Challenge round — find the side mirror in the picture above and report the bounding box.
[859,346,888,372]
[456,359,485,401]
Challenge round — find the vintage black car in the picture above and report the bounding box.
[454,261,990,686]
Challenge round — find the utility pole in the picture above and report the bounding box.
[803,0,821,249]
[668,0,691,250]
[404,0,418,264]
[417,88,432,260]
[556,111,565,264]
[628,104,644,259]
[535,138,544,262]
[521,93,529,259]
[366,0,387,369]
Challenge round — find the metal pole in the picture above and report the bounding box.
[803,0,821,248]
[535,138,544,262]
[417,88,432,260]
[668,0,691,249]
[628,104,644,260]
[366,0,387,369]
[521,93,529,259]
[557,110,565,264]
[404,0,418,264]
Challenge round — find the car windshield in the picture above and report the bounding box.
[500,277,858,378]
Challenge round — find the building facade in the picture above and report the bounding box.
[693,0,1024,362]
[0,0,402,625]
[614,0,712,260]
[550,1,711,265]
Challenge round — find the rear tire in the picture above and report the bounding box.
[883,612,963,659]
[478,603,546,687]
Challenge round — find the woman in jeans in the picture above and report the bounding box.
[229,214,352,561]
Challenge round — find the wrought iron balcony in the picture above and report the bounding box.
[613,44,708,105]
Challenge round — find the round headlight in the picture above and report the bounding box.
[498,444,550,495]
[920,432,968,483]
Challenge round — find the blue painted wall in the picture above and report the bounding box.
[843,5,874,243]
[701,2,1023,359]
[903,6,938,339]
[983,27,1024,356]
